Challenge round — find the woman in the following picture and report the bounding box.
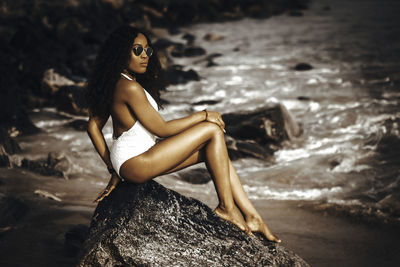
[86,25,280,243]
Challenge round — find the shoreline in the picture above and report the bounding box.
[0,168,399,266]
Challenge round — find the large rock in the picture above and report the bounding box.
[78,180,309,266]
[223,104,302,160]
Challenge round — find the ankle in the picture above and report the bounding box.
[245,213,261,222]
[217,202,234,212]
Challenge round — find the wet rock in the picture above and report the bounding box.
[182,32,196,45]
[171,46,206,58]
[166,65,200,85]
[78,181,309,266]
[0,193,29,227]
[294,63,313,71]
[41,68,76,96]
[297,96,311,101]
[20,157,64,178]
[223,103,302,145]
[193,53,222,67]
[192,99,220,105]
[0,128,21,155]
[67,119,88,131]
[54,85,88,115]
[203,33,225,42]
[183,46,206,57]
[226,139,274,161]
[153,38,184,51]
[0,152,10,168]
[177,168,211,184]
[0,85,40,136]
[223,104,302,160]
[65,224,90,257]
[236,140,274,160]
[47,152,73,179]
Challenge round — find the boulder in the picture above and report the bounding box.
[223,104,302,145]
[222,104,301,160]
[41,68,76,96]
[21,158,64,177]
[78,181,309,266]
[171,45,206,58]
[0,128,21,167]
[67,119,88,131]
[177,167,211,184]
[166,65,200,85]
[0,128,21,156]
[54,85,89,115]
[293,63,313,71]
[203,33,225,42]
[19,152,73,178]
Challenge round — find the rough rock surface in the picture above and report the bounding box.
[78,181,309,267]
[223,104,302,160]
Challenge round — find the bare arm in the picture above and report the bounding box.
[123,82,212,138]
[87,114,113,170]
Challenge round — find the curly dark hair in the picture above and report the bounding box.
[86,25,165,117]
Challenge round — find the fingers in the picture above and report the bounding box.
[205,111,226,132]
[94,184,116,202]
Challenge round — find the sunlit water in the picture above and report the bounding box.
[16,0,400,225]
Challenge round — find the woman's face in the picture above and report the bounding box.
[127,33,151,74]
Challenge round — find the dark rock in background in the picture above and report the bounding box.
[67,119,88,131]
[222,104,302,160]
[78,180,309,266]
[0,128,21,156]
[166,65,200,85]
[223,103,302,148]
[53,85,88,115]
[0,128,21,167]
[177,168,212,184]
[21,158,64,177]
[20,152,73,178]
[294,62,313,71]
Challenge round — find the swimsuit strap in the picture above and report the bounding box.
[121,73,133,81]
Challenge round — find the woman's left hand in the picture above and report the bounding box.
[94,172,121,202]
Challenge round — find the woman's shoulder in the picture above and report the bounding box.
[115,77,145,97]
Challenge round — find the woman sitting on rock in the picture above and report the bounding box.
[86,25,280,243]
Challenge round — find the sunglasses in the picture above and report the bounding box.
[132,45,153,57]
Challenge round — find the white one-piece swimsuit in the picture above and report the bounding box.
[110,73,159,177]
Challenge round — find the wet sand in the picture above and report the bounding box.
[0,168,399,267]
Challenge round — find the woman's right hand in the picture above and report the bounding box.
[204,110,226,132]
[94,172,121,202]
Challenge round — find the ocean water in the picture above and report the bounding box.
[17,0,400,226]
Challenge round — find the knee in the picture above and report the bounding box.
[200,122,224,137]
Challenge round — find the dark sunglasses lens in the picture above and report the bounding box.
[133,46,143,56]
[145,47,153,57]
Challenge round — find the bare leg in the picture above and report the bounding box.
[159,141,280,242]
[228,161,281,243]
[120,122,248,232]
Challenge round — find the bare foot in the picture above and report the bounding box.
[214,205,251,234]
[246,215,281,243]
